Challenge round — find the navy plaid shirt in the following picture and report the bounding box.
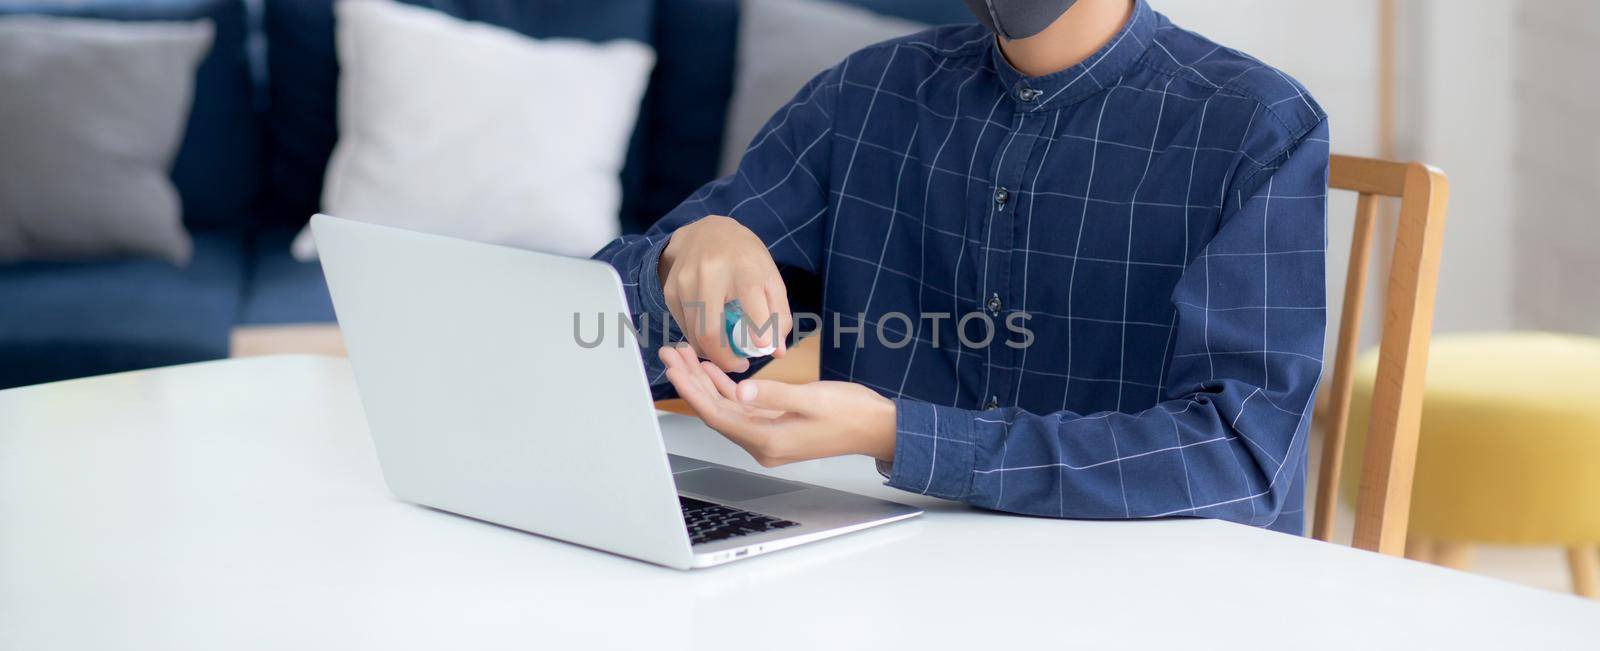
[596,1,1329,534]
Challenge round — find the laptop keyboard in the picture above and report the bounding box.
[679,496,799,545]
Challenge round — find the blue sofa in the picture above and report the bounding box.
[0,0,972,389]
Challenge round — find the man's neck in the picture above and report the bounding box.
[996,0,1135,78]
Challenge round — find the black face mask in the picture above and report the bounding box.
[961,0,1080,40]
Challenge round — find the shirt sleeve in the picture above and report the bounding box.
[885,118,1330,529]
[592,66,841,398]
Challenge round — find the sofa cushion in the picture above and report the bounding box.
[0,230,247,389]
[260,0,656,231]
[293,0,655,262]
[636,0,974,233]
[239,229,335,325]
[0,15,212,265]
[0,0,260,232]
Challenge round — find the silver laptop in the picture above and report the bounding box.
[311,214,920,569]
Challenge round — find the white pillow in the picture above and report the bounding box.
[0,16,212,264]
[292,0,655,261]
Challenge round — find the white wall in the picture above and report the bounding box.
[1154,0,1381,162]
[1512,0,1600,334]
[1398,0,1518,334]
[1156,0,1522,345]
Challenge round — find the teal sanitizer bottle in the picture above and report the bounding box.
[723,300,777,359]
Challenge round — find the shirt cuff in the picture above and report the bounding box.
[884,399,976,501]
[636,235,676,335]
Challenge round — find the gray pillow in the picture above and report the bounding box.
[0,16,213,265]
[719,0,927,176]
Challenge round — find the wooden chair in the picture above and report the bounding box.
[1311,155,1450,556]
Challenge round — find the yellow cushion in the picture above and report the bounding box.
[1341,332,1600,544]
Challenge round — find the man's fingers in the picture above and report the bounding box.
[701,361,740,401]
[765,282,793,357]
[665,365,722,420]
[671,342,700,370]
[674,344,725,398]
[667,275,715,357]
[689,283,748,373]
[704,361,786,419]
[663,292,702,358]
[736,379,817,415]
[662,346,717,400]
[662,344,696,373]
[659,345,696,376]
[666,365,773,449]
[734,285,776,350]
[666,361,730,419]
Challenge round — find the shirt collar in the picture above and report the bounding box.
[989,0,1157,112]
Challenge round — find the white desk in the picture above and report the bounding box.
[2,356,1595,649]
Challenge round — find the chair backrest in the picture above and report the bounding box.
[1311,155,1450,555]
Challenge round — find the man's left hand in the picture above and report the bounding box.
[657,345,896,467]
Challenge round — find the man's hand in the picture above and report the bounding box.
[658,346,896,467]
[659,215,792,373]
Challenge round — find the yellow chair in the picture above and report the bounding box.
[1341,332,1600,597]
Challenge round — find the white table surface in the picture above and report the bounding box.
[2,356,1596,650]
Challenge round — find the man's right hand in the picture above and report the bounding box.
[658,215,793,373]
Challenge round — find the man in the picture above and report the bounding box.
[595,0,1328,533]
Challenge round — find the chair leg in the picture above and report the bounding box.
[1567,545,1599,598]
[1405,537,1434,564]
[1432,542,1472,570]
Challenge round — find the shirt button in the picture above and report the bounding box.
[1017,86,1039,102]
[993,187,1010,206]
[986,292,1003,314]
[983,396,1000,410]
